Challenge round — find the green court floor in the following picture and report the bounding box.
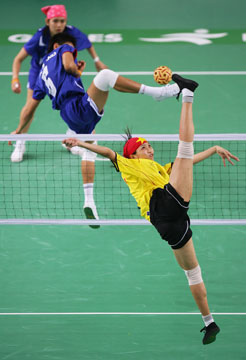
[0,1,246,359]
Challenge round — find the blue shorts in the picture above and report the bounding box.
[60,93,103,134]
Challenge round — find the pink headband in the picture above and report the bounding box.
[41,5,67,19]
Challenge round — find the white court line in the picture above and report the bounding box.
[1,71,246,76]
[0,312,245,316]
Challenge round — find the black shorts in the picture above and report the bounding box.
[149,183,192,249]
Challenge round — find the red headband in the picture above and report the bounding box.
[123,137,147,158]
[41,5,67,19]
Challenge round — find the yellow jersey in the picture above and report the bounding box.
[113,153,172,221]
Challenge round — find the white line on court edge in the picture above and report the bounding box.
[0,312,245,316]
[1,71,246,76]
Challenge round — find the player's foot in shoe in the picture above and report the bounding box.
[11,140,26,162]
[172,74,199,99]
[200,322,220,345]
[152,84,179,102]
[84,206,100,229]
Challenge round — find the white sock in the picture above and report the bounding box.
[182,88,194,103]
[202,314,214,327]
[83,183,99,219]
[83,183,95,206]
[139,83,179,98]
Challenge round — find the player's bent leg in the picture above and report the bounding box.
[93,69,119,92]
[89,69,184,106]
[93,69,141,93]
[87,69,119,112]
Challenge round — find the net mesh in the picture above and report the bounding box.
[0,134,245,223]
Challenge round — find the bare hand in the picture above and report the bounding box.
[77,60,86,73]
[215,146,240,166]
[62,138,81,148]
[11,80,21,94]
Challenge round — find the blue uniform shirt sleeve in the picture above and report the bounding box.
[66,26,92,50]
[24,29,43,56]
[60,44,77,59]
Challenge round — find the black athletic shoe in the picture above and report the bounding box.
[200,322,220,345]
[172,74,199,99]
[84,207,100,229]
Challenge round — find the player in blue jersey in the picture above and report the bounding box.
[10,4,107,163]
[11,32,192,227]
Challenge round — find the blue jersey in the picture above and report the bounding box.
[24,25,92,88]
[33,44,86,110]
[33,44,102,134]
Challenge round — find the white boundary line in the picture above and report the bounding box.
[0,312,245,316]
[1,71,246,76]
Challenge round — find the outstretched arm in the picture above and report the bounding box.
[11,47,29,94]
[193,145,239,166]
[63,138,115,161]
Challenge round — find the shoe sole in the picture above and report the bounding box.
[172,74,199,92]
[84,207,100,229]
[203,328,220,345]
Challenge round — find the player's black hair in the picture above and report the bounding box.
[122,127,138,155]
[123,126,133,143]
[47,33,77,53]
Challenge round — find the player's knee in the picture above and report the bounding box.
[184,265,203,285]
[177,140,194,159]
[93,69,119,91]
[82,141,97,162]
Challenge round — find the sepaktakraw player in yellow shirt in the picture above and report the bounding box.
[63,74,239,345]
